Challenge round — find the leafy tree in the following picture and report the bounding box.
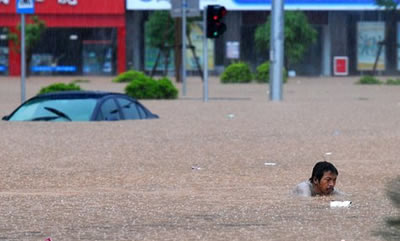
[146,11,175,49]
[146,11,201,80]
[146,11,175,77]
[8,15,46,75]
[254,11,317,69]
[375,0,399,9]
[374,0,399,74]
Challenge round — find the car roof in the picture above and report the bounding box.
[36,91,130,99]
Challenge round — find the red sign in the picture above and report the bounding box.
[0,0,124,14]
[334,56,348,76]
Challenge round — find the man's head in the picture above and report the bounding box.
[309,161,338,195]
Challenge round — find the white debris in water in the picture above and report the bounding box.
[330,201,352,208]
[191,165,202,170]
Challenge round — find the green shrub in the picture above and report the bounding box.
[125,76,158,99]
[386,78,400,85]
[255,61,288,83]
[71,79,90,84]
[157,77,178,99]
[39,82,81,95]
[358,75,382,85]
[124,76,178,99]
[112,70,147,83]
[220,62,252,83]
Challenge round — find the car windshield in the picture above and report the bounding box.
[8,98,97,121]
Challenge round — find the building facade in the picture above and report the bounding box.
[126,0,400,76]
[1,0,399,77]
[0,0,126,76]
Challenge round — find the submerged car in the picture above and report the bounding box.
[2,91,159,122]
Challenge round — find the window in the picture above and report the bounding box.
[117,98,141,120]
[99,98,120,121]
[137,104,147,118]
[8,98,97,121]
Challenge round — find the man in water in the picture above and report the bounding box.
[293,161,342,197]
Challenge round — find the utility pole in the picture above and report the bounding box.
[203,7,208,102]
[16,0,35,103]
[181,0,187,96]
[269,0,284,101]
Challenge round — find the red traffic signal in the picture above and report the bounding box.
[206,5,227,39]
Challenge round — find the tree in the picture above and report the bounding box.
[374,0,399,75]
[145,11,175,77]
[146,11,203,81]
[376,0,399,9]
[254,11,317,69]
[8,15,46,76]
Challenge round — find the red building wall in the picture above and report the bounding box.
[0,0,126,76]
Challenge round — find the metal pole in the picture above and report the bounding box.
[203,8,208,102]
[269,0,284,101]
[21,14,26,103]
[181,0,187,96]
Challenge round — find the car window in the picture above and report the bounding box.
[116,98,141,120]
[137,104,148,118]
[8,98,97,121]
[99,98,121,121]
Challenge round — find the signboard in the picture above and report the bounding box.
[333,56,348,76]
[226,41,240,59]
[16,0,34,14]
[170,0,200,17]
[1,0,124,15]
[127,0,382,10]
[357,21,385,71]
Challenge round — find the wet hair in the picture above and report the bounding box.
[309,161,338,182]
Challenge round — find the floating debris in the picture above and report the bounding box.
[227,114,235,119]
[330,201,352,208]
[264,162,277,166]
[191,165,202,170]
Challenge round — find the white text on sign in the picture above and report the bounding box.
[58,0,78,6]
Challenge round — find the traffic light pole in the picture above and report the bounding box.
[181,0,187,96]
[269,0,284,101]
[203,7,208,102]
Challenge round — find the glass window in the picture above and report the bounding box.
[116,98,140,120]
[137,105,147,118]
[9,98,97,121]
[99,98,120,121]
[83,43,113,75]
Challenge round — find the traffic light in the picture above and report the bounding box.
[206,5,227,39]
